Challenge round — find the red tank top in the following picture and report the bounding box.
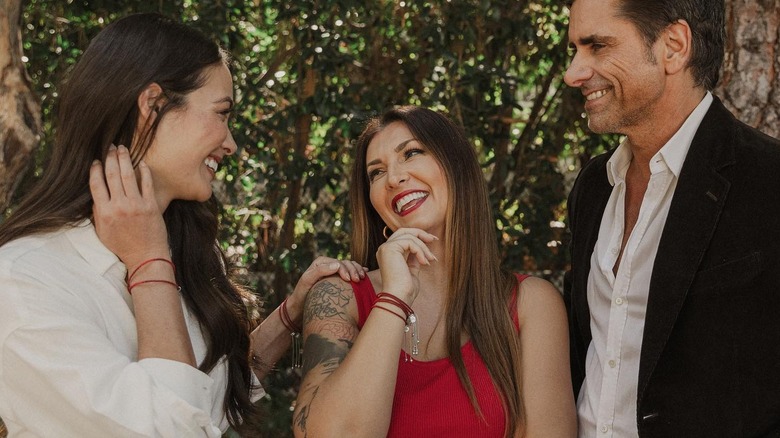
[352,274,528,438]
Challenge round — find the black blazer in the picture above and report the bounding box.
[565,97,780,437]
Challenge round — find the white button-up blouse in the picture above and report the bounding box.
[0,221,262,437]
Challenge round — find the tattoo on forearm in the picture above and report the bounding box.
[303,281,352,323]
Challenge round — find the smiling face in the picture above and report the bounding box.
[564,0,667,136]
[365,121,449,237]
[143,64,237,210]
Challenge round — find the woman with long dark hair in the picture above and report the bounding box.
[293,107,576,437]
[0,13,363,437]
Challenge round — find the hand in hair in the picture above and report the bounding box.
[89,144,170,273]
[375,227,438,304]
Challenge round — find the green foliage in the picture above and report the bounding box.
[17,1,610,436]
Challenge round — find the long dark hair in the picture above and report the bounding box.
[350,106,524,436]
[0,13,260,433]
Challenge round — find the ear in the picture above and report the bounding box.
[137,83,165,121]
[662,19,693,76]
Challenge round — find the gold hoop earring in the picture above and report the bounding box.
[383,226,391,240]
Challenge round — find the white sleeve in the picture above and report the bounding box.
[0,272,224,437]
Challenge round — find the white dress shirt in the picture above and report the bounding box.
[577,93,713,437]
[0,220,263,437]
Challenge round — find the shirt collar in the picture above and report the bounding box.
[605,92,713,185]
[606,140,632,186]
[65,219,126,278]
[656,92,713,178]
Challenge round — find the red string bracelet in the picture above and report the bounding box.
[128,279,181,294]
[375,293,413,317]
[372,304,407,323]
[375,292,419,358]
[279,297,302,333]
[128,258,175,282]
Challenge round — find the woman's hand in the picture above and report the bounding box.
[375,227,437,304]
[89,145,170,272]
[285,257,368,326]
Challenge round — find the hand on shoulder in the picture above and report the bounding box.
[303,275,360,329]
[289,257,367,322]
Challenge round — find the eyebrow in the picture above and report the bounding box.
[214,97,235,107]
[570,34,618,48]
[366,138,417,167]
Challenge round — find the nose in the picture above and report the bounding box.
[223,130,237,156]
[563,50,592,88]
[386,164,409,188]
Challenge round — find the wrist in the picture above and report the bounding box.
[283,293,305,326]
[280,296,303,333]
[124,250,173,275]
[378,289,415,306]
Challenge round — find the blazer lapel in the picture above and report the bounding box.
[637,98,736,397]
[571,154,614,343]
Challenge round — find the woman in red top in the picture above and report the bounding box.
[294,107,576,437]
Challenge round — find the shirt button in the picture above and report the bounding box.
[601,424,609,433]
[611,247,619,255]
[615,297,624,305]
[608,359,616,368]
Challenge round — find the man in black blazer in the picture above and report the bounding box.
[564,0,780,436]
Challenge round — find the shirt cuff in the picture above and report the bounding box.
[138,358,215,413]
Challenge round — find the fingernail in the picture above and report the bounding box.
[91,159,100,166]
[109,144,117,151]
[329,262,340,269]
[139,160,148,168]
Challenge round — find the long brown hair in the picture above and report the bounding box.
[350,106,524,436]
[0,13,260,433]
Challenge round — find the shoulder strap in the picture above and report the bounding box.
[351,277,378,328]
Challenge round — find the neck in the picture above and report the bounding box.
[417,237,450,299]
[626,86,707,166]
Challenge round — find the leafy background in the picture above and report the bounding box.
[11,0,610,436]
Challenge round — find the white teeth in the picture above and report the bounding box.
[204,157,218,172]
[395,192,427,212]
[586,89,607,101]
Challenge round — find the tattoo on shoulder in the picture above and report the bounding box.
[304,280,352,324]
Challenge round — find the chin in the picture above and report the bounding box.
[586,117,616,135]
[191,187,214,202]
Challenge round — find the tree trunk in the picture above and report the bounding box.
[717,0,780,138]
[0,0,41,213]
